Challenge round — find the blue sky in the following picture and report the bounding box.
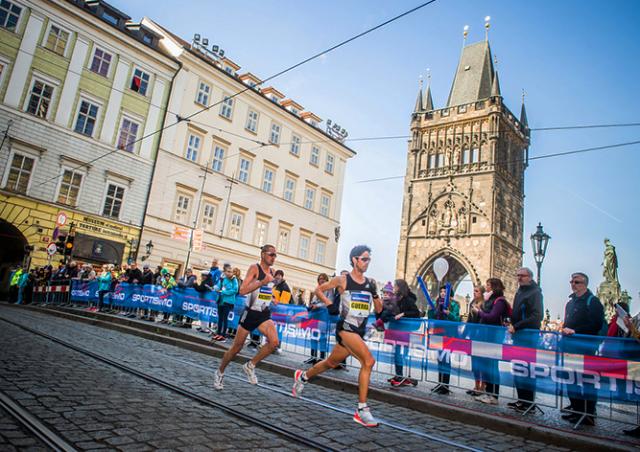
[114,0,640,318]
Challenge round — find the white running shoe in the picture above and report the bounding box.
[243,361,258,385]
[353,407,379,427]
[477,394,498,405]
[292,369,306,397]
[213,370,224,390]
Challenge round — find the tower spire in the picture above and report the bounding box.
[520,89,529,127]
[491,55,501,97]
[414,75,424,112]
[424,70,434,111]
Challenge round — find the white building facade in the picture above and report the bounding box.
[140,19,355,296]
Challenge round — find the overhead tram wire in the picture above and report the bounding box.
[355,138,640,184]
[31,0,438,189]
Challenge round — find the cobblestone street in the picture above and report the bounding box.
[0,305,580,451]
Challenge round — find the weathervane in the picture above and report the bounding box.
[484,16,491,41]
[463,25,469,45]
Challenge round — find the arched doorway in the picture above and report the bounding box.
[0,219,28,299]
[413,250,480,318]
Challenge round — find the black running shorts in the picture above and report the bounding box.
[335,319,365,346]
[239,307,271,332]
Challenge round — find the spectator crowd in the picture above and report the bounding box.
[5,259,640,436]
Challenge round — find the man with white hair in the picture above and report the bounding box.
[507,267,543,413]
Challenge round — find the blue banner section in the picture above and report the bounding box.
[70,280,640,403]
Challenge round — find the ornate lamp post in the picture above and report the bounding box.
[530,223,551,286]
[140,240,154,262]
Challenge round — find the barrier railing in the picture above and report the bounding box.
[64,280,640,428]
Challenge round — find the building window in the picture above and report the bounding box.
[462,148,470,165]
[174,194,192,224]
[196,81,210,105]
[0,1,21,31]
[325,153,334,174]
[270,122,281,144]
[428,154,436,169]
[283,177,296,202]
[471,147,480,163]
[5,153,34,194]
[310,146,320,166]
[74,99,99,137]
[245,109,258,133]
[117,117,139,152]
[45,25,69,55]
[320,193,331,217]
[290,134,301,156]
[254,219,269,246]
[102,183,125,218]
[238,157,251,183]
[299,235,310,260]
[201,203,216,231]
[304,186,315,210]
[436,152,445,168]
[26,80,54,118]
[185,134,201,162]
[57,169,82,206]
[220,94,234,119]
[212,145,225,172]
[315,239,326,265]
[229,211,243,239]
[90,48,112,77]
[262,167,274,193]
[130,68,150,96]
[277,228,290,254]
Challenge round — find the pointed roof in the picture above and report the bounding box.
[491,70,501,97]
[414,82,423,112]
[520,100,528,127]
[424,83,434,111]
[447,41,496,107]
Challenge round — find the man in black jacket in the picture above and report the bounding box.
[561,272,604,426]
[507,267,543,412]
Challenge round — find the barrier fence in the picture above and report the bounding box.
[34,280,640,427]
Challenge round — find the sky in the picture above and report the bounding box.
[113,0,640,318]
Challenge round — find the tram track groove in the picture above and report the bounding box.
[0,315,338,452]
[0,388,78,452]
[4,308,483,451]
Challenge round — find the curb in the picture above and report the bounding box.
[5,303,635,452]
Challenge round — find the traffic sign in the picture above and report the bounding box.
[56,212,68,227]
[47,242,58,256]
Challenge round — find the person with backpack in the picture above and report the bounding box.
[561,272,604,426]
[472,278,512,405]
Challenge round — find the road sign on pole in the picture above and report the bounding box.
[47,242,57,256]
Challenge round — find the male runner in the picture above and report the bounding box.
[292,245,382,427]
[213,244,279,389]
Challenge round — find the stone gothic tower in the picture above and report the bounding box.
[396,38,530,298]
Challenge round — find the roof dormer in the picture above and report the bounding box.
[239,72,262,89]
[281,99,304,116]
[222,57,240,75]
[262,86,285,103]
[300,111,322,127]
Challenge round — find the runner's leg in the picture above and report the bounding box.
[338,331,375,403]
[305,343,351,379]
[219,326,250,373]
[251,320,280,365]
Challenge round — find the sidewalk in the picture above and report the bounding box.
[5,302,639,451]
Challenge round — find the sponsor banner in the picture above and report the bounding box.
[69,281,640,403]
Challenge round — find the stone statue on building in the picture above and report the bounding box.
[597,238,623,321]
[603,238,618,283]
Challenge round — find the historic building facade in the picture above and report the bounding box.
[0,0,178,286]
[139,19,355,296]
[396,37,530,299]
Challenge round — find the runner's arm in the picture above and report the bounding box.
[314,275,345,307]
[238,265,259,296]
[370,279,382,314]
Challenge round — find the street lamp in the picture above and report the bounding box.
[530,223,550,286]
[140,240,154,262]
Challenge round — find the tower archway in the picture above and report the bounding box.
[0,219,28,298]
